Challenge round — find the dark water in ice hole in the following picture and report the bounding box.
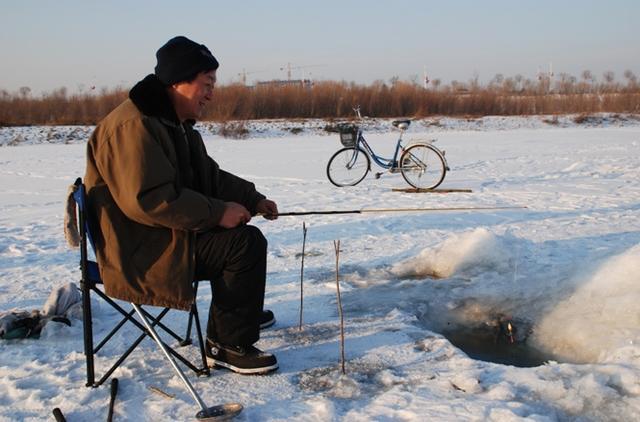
[411,302,553,367]
[413,304,552,367]
[440,326,552,367]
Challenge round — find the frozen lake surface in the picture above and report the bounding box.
[1,117,639,421]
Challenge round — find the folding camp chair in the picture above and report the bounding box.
[72,178,242,420]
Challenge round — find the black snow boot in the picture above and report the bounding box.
[206,339,278,375]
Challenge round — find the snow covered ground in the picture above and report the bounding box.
[1,117,639,421]
[2,113,639,146]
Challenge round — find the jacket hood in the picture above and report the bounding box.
[129,74,181,125]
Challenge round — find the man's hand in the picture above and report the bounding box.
[220,202,251,228]
[256,199,279,220]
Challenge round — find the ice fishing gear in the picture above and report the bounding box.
[107,378,118,422]
[132,304,243,420]
[0,310,71,340]
[261,205,526,217]
[505,321,515,344]
[0,282,80,340]
[298,222,308,330]
[52,407,66,422]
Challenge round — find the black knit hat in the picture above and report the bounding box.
[154,36,219,85]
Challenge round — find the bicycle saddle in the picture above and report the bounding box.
[392,120,411,130]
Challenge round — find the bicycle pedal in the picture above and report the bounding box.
[374,172,383,179]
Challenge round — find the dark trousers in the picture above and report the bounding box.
[194,225,267,346]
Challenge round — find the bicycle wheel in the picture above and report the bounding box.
[326,147,371,187]
[400,144,446,189]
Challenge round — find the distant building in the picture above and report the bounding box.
[255,79,314,88]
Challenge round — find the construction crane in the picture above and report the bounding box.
[280,63,326,80]
[237,68,264,85]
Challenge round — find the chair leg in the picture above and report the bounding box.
[131,304,241,419]
[181,312,194,346]
[191,301,210,375]
[181,280,201,346]
[81,280,95,387]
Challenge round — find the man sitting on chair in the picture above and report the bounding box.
[84,36,279,374]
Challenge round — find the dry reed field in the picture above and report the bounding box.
[1,73,639,126]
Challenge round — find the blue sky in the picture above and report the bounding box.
[1,0,638,94]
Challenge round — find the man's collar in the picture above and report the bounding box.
[129,74,182,125]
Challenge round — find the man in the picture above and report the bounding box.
[84,36,279,374]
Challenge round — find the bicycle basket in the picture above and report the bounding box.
[337,124,358,147]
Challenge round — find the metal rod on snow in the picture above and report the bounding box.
[261,205,526,217]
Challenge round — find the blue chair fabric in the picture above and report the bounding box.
[72,178,209,387]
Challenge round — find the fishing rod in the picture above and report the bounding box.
[260,205,527,217]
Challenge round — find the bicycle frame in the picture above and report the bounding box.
[346,105,416,170]
[360,134,402,169]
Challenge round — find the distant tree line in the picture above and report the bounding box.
[1,70,638,126]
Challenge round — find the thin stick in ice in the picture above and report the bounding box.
[298,222,307,331]
[334,239,346,375]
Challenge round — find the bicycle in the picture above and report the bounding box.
[326,108,450,189]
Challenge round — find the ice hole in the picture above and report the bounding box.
[440,324,552,367]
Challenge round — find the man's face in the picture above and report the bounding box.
[172,69,217,121]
